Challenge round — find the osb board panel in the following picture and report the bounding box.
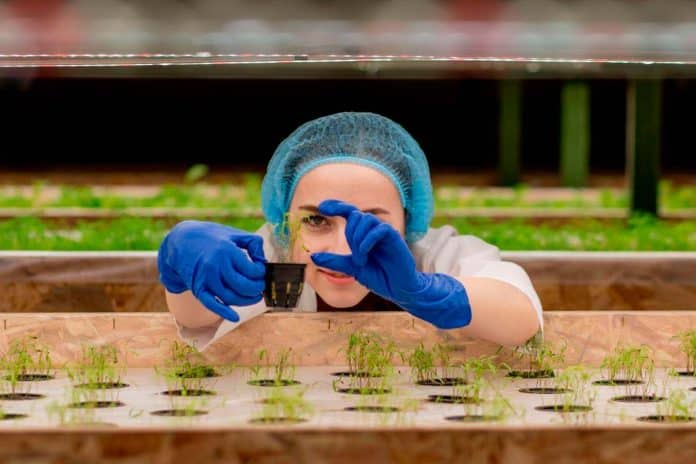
[3,253,696,312]
[0,429,693,464]
[0,254,165,313]
[1,283,167,312]
[513,254,696,310]
[0,312,694,368]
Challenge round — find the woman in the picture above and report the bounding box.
[158,112,542,351]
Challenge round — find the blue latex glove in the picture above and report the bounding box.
[310,200,472,329]
[157,220,267,322]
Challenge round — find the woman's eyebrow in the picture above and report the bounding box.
[298,205,390,215]
[298,205,320,213]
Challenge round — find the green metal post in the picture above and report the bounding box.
[626,80,662,216]
[560,81,590,187]
[499,80,522,186]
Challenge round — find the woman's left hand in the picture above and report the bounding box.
[310,199,472,329]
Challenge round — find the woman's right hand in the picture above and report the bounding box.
[157,220,267,322]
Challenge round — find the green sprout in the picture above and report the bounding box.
[0,336,53,397]
[432,355,498,405]
[155,340,227,396]
[552,365,596,412]
[433,343,457,381]
[46,399,97,426]
[253,386,314,424]
[653,390,696,422]
[406,343,436,384]
[248,348,298,387]
[66,344,125,390]
[675,330,696,374]
[335,331,398,394]
[67,383,123,409]
[506,336,566,384]
[461,355,498,383]
[452,381,519,422]
[46,385,123,426]
[276,212,311,262]
[599,344,655,397]
[154,341,224,418]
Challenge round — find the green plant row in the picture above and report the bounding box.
[1,215,695,251]
[5,332,696,424]
[1,179,694,210]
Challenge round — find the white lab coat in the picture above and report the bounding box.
[176,223,544,351]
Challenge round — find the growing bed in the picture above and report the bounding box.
[0,312,696,463]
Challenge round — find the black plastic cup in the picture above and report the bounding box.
[263,262,307,308]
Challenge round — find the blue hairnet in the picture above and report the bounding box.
[261,112,434,243]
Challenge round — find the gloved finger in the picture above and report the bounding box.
[357,222,393,260]
[209,276,264,307]
[342,209,363,253]
[318,199,360,219]
[227,244,266,280]
[233,234,267,264]
[349,214,384,265]
[198,290,241,322]
[219,258,265,297]
[311,252,357,276]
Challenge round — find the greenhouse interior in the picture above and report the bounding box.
[1,1,696,463]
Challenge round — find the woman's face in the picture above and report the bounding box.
[287,163,405,308]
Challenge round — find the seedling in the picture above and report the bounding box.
[556,365,595,410]
[406,343,436,384]
[154,341,223,417]
[428,355,498,404]
[675,330,696,375]
[537,365,595,413]
[433,343,458,382]
[597,345,660,399]
[505,336,566,384]
[406,343,465,386]
[251,386,313,424]
[45,386,124,427]
[0,336,53,399]
[248,348,299,387]
[642,390,696,423]
[447,383,519,423]
[155,341,226,396]
[66,344,126,390]
[275,211,311,262]
[67,384,124,409]
[1,336,53,382]
[334,331,398,394]
[46,398,97,426]
[461,355,498,383]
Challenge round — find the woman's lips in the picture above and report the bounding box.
[317,268,355,285]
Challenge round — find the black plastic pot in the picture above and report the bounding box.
[263,262,306,308]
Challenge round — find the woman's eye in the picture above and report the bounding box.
[302,214,328,228]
